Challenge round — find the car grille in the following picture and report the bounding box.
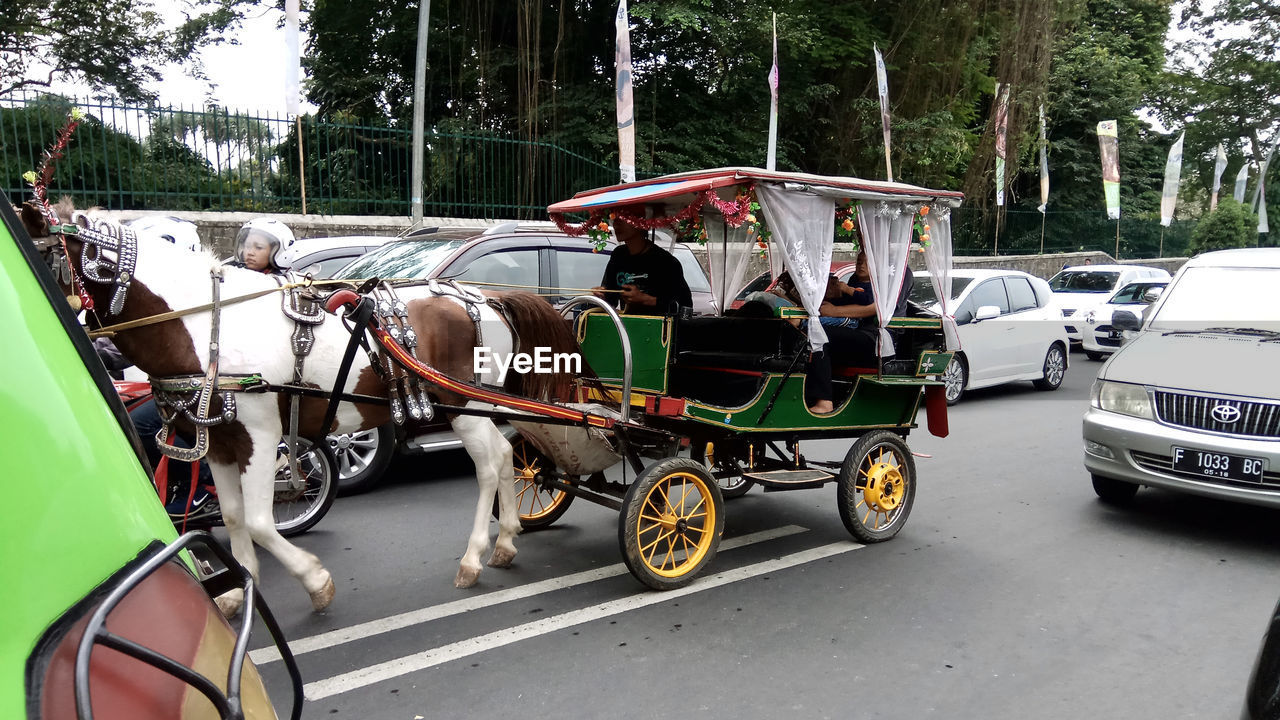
[1094,325,1121,347]
[1062,309,1076,317]
[1154,391,1280,439]
[1131,450,1280,487]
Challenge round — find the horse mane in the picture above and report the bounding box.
[489,292,603,403]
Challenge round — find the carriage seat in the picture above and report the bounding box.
[673,316,806,374]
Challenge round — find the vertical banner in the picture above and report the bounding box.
[873,44,892,182]
[1159,131,1185,227]
[1097,120,1120,220]
[766,13,779,171]
[1210,144,1227,211]
[994,83,1010,207]
[1037,102,1049,213]
[1257,148,1272,234]
[285,0,300,116]
[1235,163,1249,202]
[1252,144,1275,214]
[615,0,636,183]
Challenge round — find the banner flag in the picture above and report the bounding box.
[1097,120,1120,220]
[873,44,892,182]
[766,13,779,171]
[1235,163,1249,202]
[1257,146,1273,234]
[285,0,300,116]
[1252,143,1275,214]
[1038,102,1049,213]
[1159,131,1185,227]
[994,83,1009,207]
[1210,144,1227,211]
[615,0,636,183]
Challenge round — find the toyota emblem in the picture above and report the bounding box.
[1211,404,1242,423]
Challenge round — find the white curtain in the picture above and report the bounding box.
[755,184,835,348]
[921,206,960,350]
[857,201,916,356]
[702,216,755,316]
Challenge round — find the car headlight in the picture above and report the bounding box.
[1091,380,1154,419]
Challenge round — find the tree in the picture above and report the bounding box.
[2,0,271,103]
[1188,197,1258,253]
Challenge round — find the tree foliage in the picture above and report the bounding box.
[1188,197,1258,253]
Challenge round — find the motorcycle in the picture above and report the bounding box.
[114,381,339,537]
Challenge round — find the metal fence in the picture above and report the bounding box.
[951,208,1198,259]
[0,90,624,219]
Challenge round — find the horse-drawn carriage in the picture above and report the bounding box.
[336,167,963,590]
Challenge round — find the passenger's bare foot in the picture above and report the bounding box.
[809,400,834,415]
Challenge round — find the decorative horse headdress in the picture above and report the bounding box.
[25,110,138,315]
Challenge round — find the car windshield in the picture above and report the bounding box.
[337,239,468,280]
[1149,267,1280,331]
[673,249,712,292]
[1048,270,1120,293]
[1109,282,1165,305]
[909,276,974,308]
[734,272,773,300]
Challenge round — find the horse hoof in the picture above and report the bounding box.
[215,591,244,618]
[309,577,336,612]
[455,566,481,588]
[487,547,516,568]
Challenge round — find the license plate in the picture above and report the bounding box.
[1172,447,1266,482]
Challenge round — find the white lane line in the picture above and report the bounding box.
[305,540,862,701]
[252,524,808,665]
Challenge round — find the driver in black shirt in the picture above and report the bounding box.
[593,213,692,315]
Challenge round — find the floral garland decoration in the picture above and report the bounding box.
[834,199,860,244]
[550,210,608,251]
[746,199,770,259]
[914,205,932,253]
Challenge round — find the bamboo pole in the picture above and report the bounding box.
[295,116,307,215]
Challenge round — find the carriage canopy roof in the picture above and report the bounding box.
[547,167,964,215]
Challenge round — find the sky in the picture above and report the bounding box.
[52,4,316,116]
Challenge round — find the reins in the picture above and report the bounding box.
[86,277,622,339]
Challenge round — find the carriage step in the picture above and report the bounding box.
[742,469,834,491]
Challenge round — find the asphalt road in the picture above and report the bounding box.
[246,352,1280,719]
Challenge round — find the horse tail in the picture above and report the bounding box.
[488,292,603,403]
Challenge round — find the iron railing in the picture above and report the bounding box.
[0,90,625,219]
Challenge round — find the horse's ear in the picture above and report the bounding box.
[19,202,50,239]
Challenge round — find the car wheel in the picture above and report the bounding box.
[942,355,967,406]
[331,422,397,496]
[1032,344,1066,391]
[1085,350,1105,361]
[1091,474,1139,504]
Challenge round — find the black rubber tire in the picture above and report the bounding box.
[619,457,725,590]
[691,441,754,499]
[837,430,916,543]
[1032,343,1067,391]
[942,355,967,406]
[274,438,339,537]
[333,422,397,496]
[1091,474,1139,504]
[1085,350,1106,362]
[499,435,576,530]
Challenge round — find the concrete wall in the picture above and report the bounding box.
[104,210,1187,281]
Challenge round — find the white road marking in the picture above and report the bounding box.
[251,524,808,665]
[304,540,863,700]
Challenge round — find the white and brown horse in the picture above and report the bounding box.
[21,201,585,614]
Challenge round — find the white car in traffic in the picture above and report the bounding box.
[1079,280,1167,360]
[1048,264,1171,343]
[909,269,1070,405]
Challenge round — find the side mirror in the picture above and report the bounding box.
[1142,287,1164,303]
[973,305,1001,322]
[1112,310,1142,331]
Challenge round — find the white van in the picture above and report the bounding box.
[1047,264,1171,343]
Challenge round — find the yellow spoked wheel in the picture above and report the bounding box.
[507,436,575,530]
[619,458,725,590]
[836,430,916,543]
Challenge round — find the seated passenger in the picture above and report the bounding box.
[806,251,880,415]
[592,213,692,315]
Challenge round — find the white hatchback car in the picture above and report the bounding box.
[909,269,1070,405]
[1079,279,1167,360]
[1048,264,1171,343]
